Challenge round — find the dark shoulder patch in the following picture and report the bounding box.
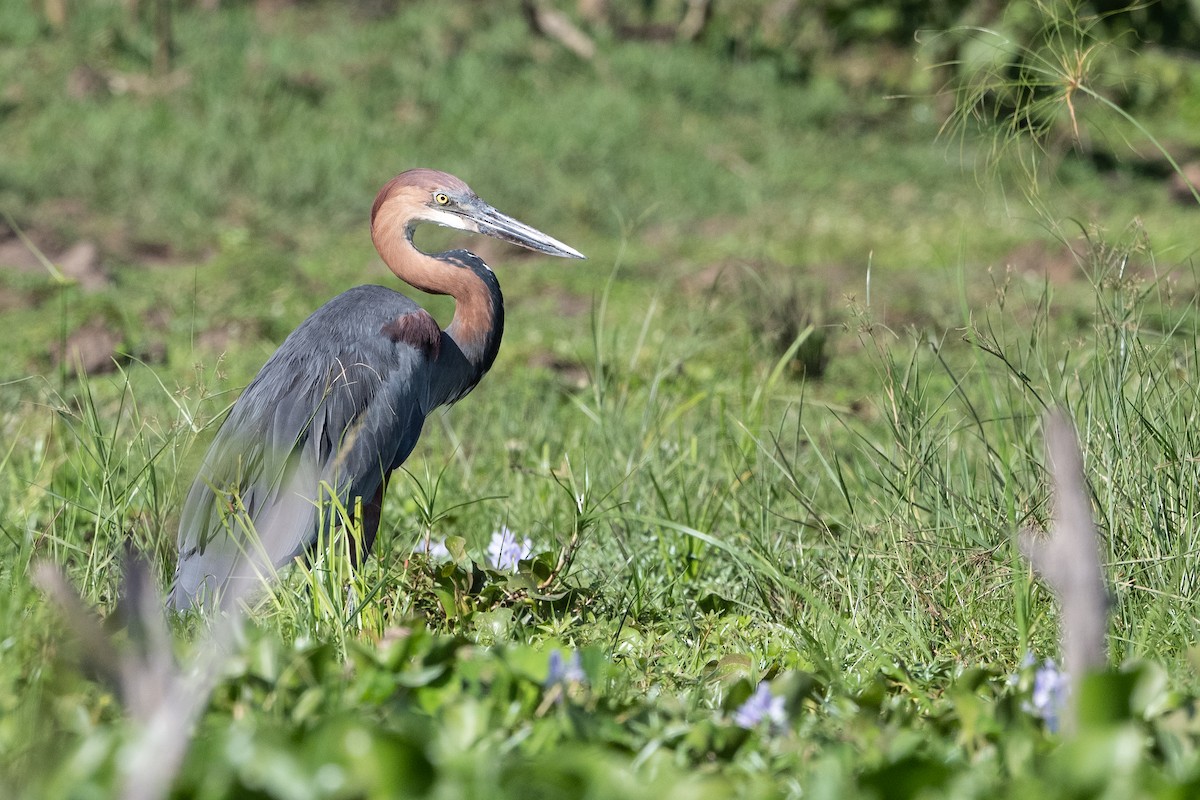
[381,310,442,358]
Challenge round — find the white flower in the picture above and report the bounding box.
[486,526,532,570]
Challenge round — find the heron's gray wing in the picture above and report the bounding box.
[170,288,439,610]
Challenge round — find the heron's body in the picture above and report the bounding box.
[170,170,581,610]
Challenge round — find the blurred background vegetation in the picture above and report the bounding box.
[2,0,1199,385]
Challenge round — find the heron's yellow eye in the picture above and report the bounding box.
[434,193,450,205]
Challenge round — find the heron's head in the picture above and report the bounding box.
[371,169,585,260]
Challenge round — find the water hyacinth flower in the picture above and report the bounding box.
[733,681,787,732]
[545,649,586,688]
[486,526,532,570]
[1028,658,1069,733]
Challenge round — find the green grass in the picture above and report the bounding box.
[5,1,1200,797]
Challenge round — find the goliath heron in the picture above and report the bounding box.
[170,169,584,610]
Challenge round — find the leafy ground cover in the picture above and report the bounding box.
[3,1,1200,797]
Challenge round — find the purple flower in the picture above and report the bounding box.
[545,649,586,688]
[1028,658,1069,733]
[486,526,532,571]
[733,682,787,731]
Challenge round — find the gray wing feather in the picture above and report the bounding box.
[170,286,437,610]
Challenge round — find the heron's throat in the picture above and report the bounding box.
[372,221,503,372]
[371,221,455,295]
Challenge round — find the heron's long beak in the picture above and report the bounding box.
[467,201,586,260]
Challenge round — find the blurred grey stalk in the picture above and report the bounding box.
[34,551,242,800]
[1019,409,1110,732]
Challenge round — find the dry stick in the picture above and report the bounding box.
[35,554,246,800]
[523,1,597,60]
[43,0,67,28]
[678,0,712,41]
[1019,409,1109,732]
